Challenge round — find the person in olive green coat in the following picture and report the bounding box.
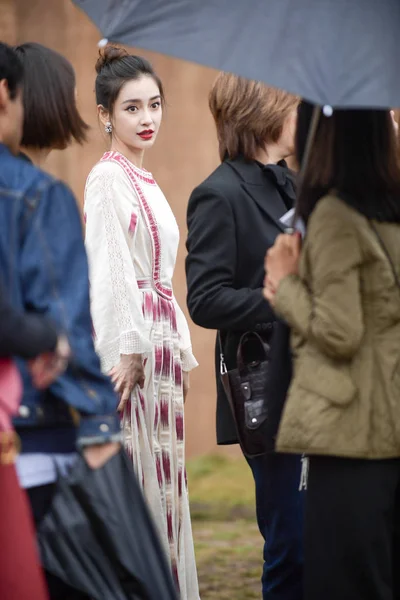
[264,102,400,600]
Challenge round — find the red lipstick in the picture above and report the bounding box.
[138,129,154,140]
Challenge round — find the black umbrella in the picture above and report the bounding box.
[73,0,400,108]
[38,450,178,600]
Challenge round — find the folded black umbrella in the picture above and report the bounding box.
[38,450,178,600]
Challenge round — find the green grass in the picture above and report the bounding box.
[193,519,262,599]
[187,454,256,521]
[187,455,262,599]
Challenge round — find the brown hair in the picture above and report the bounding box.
[95,45,165,116]
[14,43,88,149]
[209,72,299,162]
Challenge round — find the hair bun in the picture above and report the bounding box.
[95,45,128,74]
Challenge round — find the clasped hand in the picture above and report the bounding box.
[109,353,145,412]
[29,334,70,390]
[264,232,301,306]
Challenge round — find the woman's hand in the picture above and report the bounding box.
[264,233,301,305]
[109,353,144,412]
[264,275,277,306]
[183,371,190,403]
[29,334,70,389]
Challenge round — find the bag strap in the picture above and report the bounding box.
[369,222,400,292]
[217,331,227,375]
[236,331,269,372]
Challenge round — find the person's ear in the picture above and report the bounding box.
[97,104,110,128]
[0,79,10,112]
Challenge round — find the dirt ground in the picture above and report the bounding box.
[187,455,263,599]
[193,519,262,600]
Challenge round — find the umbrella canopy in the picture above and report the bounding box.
[73,0,400,108]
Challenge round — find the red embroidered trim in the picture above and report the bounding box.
[128,212,137,237]
[101,152,172,301]
[102,151,156,185]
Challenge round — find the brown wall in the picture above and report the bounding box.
[2,0,241,458]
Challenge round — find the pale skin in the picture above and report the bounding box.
[98,75,190,410]
[254,106,298,165]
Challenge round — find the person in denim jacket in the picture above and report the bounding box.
[0,42,120,599]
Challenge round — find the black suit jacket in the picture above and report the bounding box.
[186,157,296,444]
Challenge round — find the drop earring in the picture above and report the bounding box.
[105,122,112,134]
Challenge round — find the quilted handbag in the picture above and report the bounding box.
[219,331,272,458]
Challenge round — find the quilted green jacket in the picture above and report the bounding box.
[275,194,400,459]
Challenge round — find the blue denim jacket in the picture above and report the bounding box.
[0,144,120,450]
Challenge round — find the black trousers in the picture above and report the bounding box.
[27,483,90,600]
[305,456,400,600]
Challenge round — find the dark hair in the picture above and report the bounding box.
[95,46,164,114]
[0,42,23,100]
[14,43,88,149]
[296,101,400,224]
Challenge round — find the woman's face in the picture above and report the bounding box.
[279,107,298,158]
[108,75,162,151]
[1,82,24,155]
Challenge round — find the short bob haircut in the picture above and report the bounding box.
[296,101,400,224]
[209,72,299,162]
[14,43,88,149]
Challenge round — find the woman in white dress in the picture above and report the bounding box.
[84,46,200,599]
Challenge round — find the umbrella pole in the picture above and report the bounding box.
[292,104,322,227]
[298,104,321,186]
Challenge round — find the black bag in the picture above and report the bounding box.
[219,324,291,458]
[37,449,178,600]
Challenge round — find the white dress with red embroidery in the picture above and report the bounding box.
[84,151,200,599]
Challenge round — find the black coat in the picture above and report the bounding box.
[186,157,296,445]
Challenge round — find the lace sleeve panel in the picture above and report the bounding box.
[85,162,152,372]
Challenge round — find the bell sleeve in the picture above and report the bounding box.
[84,161,152,373]
[172,295,198,372]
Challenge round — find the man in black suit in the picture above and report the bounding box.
[186,73,303,600]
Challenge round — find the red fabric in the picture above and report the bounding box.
[0,463,49,599]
